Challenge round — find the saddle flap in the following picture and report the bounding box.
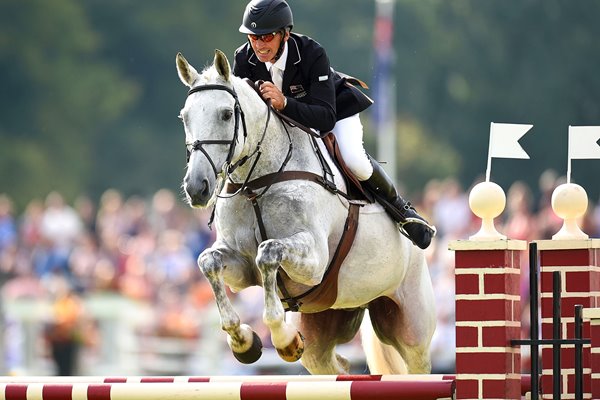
[321,133,373,202]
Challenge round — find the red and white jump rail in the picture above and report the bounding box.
[0,379,455,400]
[0,375,453,384]
[0,374,537,398]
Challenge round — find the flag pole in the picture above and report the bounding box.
[485,122,494,182]
[374,0,396,183]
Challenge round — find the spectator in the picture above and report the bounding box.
[0,195,17,255]
[19,199,45,251]
[148,229,196,289]
[43,275,97,375]
[536,170,565,239]
[502,181,539,241]
[432,178,472,239]
[0,195,18,285]
[36,192,83,280]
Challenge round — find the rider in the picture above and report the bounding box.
[233,0,435,249]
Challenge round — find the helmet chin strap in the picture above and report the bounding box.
[272,29,287,62]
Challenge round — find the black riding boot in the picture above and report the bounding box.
[364,158,435,249]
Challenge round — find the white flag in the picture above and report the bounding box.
[489,123,532,159]
[569,126,600,160]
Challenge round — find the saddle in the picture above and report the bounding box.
[320,133,374,203]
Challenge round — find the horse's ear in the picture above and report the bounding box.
[176,52,200,88]
[214,49,231,81]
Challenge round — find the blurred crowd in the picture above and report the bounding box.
[0,168,599,375]
[0,188,216,375]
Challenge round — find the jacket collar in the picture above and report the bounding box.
[248,47,258,66]
[288,35,301,66]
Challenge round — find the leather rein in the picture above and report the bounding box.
[185,81,360,312]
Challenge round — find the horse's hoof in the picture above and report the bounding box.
[232,331,263,364]
[276,331,305,362]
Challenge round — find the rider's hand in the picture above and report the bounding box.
[259,81,287,111]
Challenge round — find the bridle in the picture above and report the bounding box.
[185,84,245,178]
[184,82,294,201]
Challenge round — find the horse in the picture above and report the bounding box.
[175,49,436,375]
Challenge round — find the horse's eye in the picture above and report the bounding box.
[221,109,233,121]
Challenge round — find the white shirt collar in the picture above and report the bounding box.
[266,41,288,72]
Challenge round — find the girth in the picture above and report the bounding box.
[225,171,361,313]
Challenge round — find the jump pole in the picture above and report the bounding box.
[449,239,527,400]
[0,380,455,400]
[0,374,455,384]
[0,375,455,384]
[0,374,535,396]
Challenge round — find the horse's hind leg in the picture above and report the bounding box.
[367,251,436,374]
[368,293,436,374]
[291,308,365,375]
[198,246,263,364]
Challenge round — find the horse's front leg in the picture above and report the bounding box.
[256,231,326,362]
[198,245,263,364]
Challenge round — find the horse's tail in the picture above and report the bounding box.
[360,311,408,374]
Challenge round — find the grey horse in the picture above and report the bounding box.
[176,49,436,375]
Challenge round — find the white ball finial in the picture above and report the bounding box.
[551,183,589,240]
[469,181,507,240]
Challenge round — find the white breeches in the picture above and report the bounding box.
[331,114,373,181]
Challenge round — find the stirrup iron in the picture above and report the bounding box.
[398,218,437,246]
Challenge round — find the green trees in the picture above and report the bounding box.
[1,1,599,209]
[0,0,136,207]
[392,1,600,197]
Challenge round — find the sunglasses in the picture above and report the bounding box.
[248,32,278,43]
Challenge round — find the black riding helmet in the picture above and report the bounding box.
[239,0,294,35]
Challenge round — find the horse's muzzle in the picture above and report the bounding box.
[184,174,212,207]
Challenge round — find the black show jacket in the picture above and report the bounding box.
[233,33,373,133]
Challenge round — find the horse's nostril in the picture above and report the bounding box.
[201,179,210,196]
[184,175,212,207]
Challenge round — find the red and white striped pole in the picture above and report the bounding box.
[0,380,455,400]
[0,374,454,384]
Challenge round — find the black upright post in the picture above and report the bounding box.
[552,271,562,400]
[529,242,540,400]
[574,304,583,400]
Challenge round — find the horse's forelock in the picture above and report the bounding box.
[193,67,260,114]
[199,63,233,85]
